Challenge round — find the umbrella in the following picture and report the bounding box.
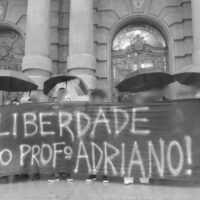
[67,78,89,95]
[116,68,174,93]
[43,74,88,95]
[0,70,38,92]
[43,75,76,95]
[173,64,200,86]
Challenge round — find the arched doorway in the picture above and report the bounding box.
[0,25,25,104]
[111,23,168,102]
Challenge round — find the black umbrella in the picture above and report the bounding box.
[116,68,174,93]
[0,70,38,92]
[43,74,77,95]
[173,65,200,86]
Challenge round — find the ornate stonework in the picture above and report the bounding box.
[130,0,153,13]
[0,26,25,104]
[112,24,167,102]
[0,0,8,20]
[0,27,24,71]
[132,0,145,9]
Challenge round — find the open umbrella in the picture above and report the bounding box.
[173,64,200,86]
[116,68,174,93]
[43,74,88,95]
[67,78,89,95]
[0,70,38,92]
[43,75,76,95]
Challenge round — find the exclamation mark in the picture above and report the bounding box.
[185,136,192,175]
[121,143,125,177]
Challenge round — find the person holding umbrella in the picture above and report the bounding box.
[0,70,38,105]
[10,98,20,105]
[52,82,72,103]
[43,74,88,98]
[0,70,38,181]
[47,82,74,183]
[116,67,174,185]
[173,64,200,99]
[86,89,110,183]
[116,67,174,98]
[0,70,38,92]
[45,74,89,183]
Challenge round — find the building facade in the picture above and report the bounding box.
[0,0,199,102]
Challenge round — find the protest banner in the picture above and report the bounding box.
[0,99,199,180]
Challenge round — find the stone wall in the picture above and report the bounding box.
[0,0,66,74]
[50,0,70,75]
[0,0,194,99]
[0,0,70,76]
[93,0,193,98]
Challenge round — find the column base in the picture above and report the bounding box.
[22,55,52,90]
[22,55,52,72]
[68,69,97,90]
[25,70,50,90]
[67,54,96,90]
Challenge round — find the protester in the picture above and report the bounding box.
[89,89,107,103]
[20,95,41,181]
[20,96,32,104]
[123,86,167,185]
[30,91,49,103]
[86,89,109,183]
[133,86,166,105]
[48,85,73,183]
[56,87,67,103]
[11,98,20,105]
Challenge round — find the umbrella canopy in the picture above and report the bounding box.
[43,75,76,95]
[67,78,89,95]
[173,64,200,86]
[0,70,38,92]
[116,68,174,93]
[43,74,88,95]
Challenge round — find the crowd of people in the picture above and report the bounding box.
[47,87,109,184]
[2,81,170,185]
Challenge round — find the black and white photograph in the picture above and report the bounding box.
[0,0,199,199]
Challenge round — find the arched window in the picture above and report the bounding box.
[0,25,25,104]
[0,25,24,71]
[112,23,168,102]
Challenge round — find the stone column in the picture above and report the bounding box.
[67,0,96,90]
[22,0,52,91]
[174,0,200,99]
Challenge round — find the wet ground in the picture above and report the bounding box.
[0,179,199,200]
